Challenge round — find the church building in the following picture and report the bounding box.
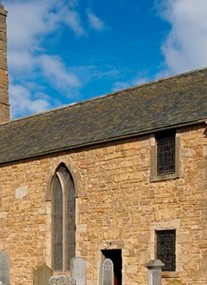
[0,3,207,285]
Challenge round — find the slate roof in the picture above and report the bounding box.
[0,67,207,165]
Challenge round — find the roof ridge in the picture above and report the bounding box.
[0,66,207,164]
[5,66,207,126]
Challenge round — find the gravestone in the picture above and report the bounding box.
[145,259,165,285]
[70,257,86,285]
[0,250,10,285]
[49,275,76,285]
[33,264,52,285]
[101,258,114,285]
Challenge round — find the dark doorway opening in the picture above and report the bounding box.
[101,249,122,285]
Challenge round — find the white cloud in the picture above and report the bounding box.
[6,1,50,51]
[8,50,37,74]
[112,76,150,92]
[158,0,207,74]
[3,0,110,118]
[112,81,128,92]
[3,0,87,117]
[10,84,51,118]
[4,0,85,74]
[63,9,84,36]
[87,11,105,31]
[38,55,81,91]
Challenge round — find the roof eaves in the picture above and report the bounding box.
[0,117,206,166]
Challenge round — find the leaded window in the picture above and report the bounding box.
[156,230,176,271]
[156,130,175,175]
[51,164,76,271]
[52,176,63,271]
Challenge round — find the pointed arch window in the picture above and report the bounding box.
[51,164,76,271]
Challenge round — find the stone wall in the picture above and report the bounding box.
[0,124,206,285]
[0,4,10,123]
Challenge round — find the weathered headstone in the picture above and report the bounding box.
[33,264,53,285]
[145,259,165,285]
[0,250,10,285]
[70,257,86,285]
[101,258,114,285]
[49,275,76,285]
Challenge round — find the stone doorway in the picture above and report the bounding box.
[101,249,122,285]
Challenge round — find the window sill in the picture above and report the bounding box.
[161,271,180,279]
[150,172,179,182]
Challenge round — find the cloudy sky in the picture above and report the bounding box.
[3,0,207,118]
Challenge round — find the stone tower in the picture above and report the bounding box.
[0,1,10,123]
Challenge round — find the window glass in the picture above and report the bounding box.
[67,175,76,270]
[156,230,176,271]
[156,131,175,175]
[51,164,75,271]
[52,175,63,271]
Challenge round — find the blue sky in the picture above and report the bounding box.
[3,0,207,118]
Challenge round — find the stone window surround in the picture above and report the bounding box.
[150,219,181,277]
[150,130,181,182]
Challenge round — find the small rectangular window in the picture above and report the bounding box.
[156,230,176,271]
[156,130,175,176]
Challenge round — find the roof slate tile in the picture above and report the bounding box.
[0,68,207,164]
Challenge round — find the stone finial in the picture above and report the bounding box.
[145,260,165,285]
[145,259,165,269]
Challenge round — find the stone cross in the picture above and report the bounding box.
[101,258,114,285]
[70,257,86,285]
[145,259,165,285]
